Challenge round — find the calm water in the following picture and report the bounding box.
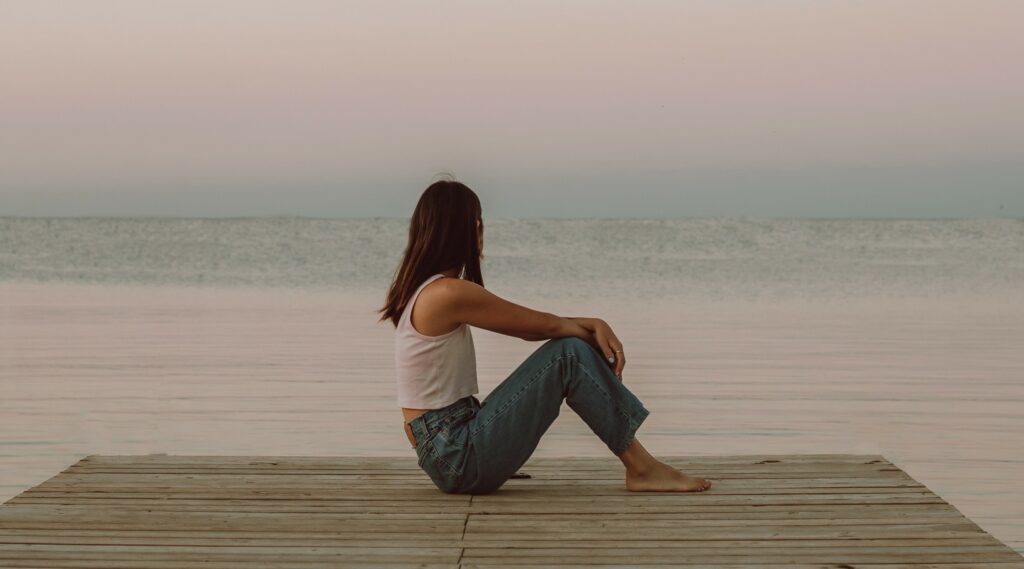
[1,217,1022,552]
[2,217,1022,300]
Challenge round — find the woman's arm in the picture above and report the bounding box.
[527,316,598,342]
[442,281,626,375]
[513,317,596,342]
[527,317,595,343]
[566,317,601,332]
[441,279,594,344]
[444,278,602,354]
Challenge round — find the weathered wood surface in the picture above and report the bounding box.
[0,454,1021,568]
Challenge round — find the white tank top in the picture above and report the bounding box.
[394,273,479,409]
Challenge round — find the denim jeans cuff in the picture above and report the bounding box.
[611,404,650,456]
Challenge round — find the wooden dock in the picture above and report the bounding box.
[1,454,1021,568]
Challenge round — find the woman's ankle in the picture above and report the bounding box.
[618,438,658,476]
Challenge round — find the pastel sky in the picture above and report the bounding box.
[2,0,1022,217]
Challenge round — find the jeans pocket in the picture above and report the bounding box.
[437,420,470,450]
[414,429,465,494]
[436,403,476,445]
[434,422,470,468]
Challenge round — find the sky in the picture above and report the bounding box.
[2,0,1022,218]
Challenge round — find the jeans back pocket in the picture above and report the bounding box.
[429,413,476,492]
[437,406,475,448]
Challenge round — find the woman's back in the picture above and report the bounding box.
[394,273,479,410]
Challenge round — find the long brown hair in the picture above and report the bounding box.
[378,178,484,327]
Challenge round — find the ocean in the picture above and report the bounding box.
[2,217,1022,300]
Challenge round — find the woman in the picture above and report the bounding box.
[378,179,713,495]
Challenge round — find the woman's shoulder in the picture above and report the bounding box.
[417,276,488,315]
[409,276,469,336]
[430,275,481,291]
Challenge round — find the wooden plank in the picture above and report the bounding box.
[0,532,1001,548]
[33,474,925,488]
[73,454,891,465]
[0,544,462,562]
[459,548,1024,564]
[461,565,1024,569]
[0,502,964,517]
[1,563,1016,569]
[0,562,460,569]
[2,499,472,514]
[63,463,899,472]
[42,477,921,489]
[20,486,935,497]
[60,470,906,482]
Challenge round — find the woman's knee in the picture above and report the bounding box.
[549,336,592,356]
[551,336,621,382]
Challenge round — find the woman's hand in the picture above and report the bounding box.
[570,317,625,378]
[593,319,626,378]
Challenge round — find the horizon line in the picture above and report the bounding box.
[1,214,1021,221]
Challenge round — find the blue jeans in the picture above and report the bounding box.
[407,336,651,494]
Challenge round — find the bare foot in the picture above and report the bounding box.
[625,460,713,492]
